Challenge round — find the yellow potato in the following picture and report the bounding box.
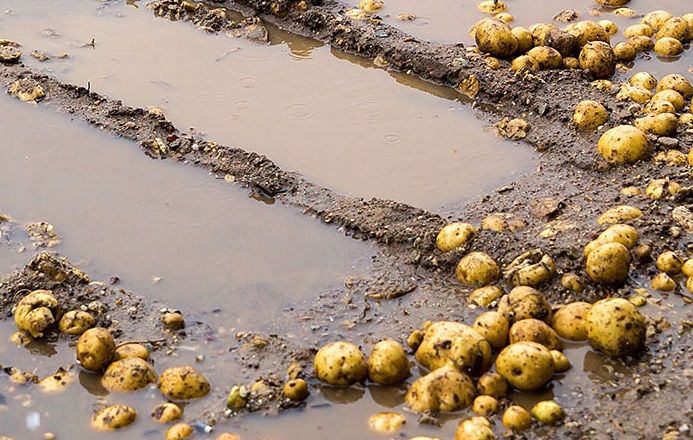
[616,84,653,104]
[367,339,410,385]
[358,0,383,13]
[511,55,539,73]
[688,276,693,294]
[454,416,495,440]
[682,259,693,277]
[527,46,563,70]
[628,35,654,53]
[476,372,509,398]
[102,357,157,392]
[614,7,636,17]
[472,395,499,416]
[158,366,211,400]
[165,423,194,440]
[511,27,533,54]
[550,350,572,372]
[14,290,59,338]
[368,412,405,434]
[436,222,476,252]
[468,285,504,307]
[657,74,693,98]
[38,367,75,393]
[58,310,95,336]
[472,311,509,350]
[405,365,476,413]
[597,205,643,224]
[455,252,500,287]
[586,242,631,284]
[642,10,673,32]
[652,90,685,111]
[598,20,619,36]
[563,57,580,69]
[595,0,630,5]
[314,342,367,386]
[283,378,310,401]
[407,328,424,350]
[152,402,183,423]
[495,341,555,390]
[566,20,610,47]
[495,12,513,24]
[497,286,552,323]
[579,41,616,79]
[115,343,150,361]
[656,17,689,41]
[654,37,683,56]
[91,404,137,431]
[477,0,507,14]
[573,100,609,130]
[502,405,532,431]
[531,400,565,424]
[560,273,584,293]
[415,321,492,374]
[613,42,636,62]
[643,99,676,114]
[474,19,518,58]
[629,72,657,89]
[645,179,681,200]
[551,302,592,341]
[656,251,684,274]
[509,319,563,350]
[586,298,645,357]
[76,327,115,372]
[651,272,676,291]
[597,125,650,164]
[634,113,678,136]
[624,24,653,38]
[161,311,185,330]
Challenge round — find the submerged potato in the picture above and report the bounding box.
[551,302,592,341]
[91,404,137,431]
[476,372,509,398]
[405,365,476,413]
[473,311,509,350]
[415,321,492,374]
[38,367,76,393]
[368,339,410,385]
[14,290,58,338]
[102,357,157,392]
[474,19,518,58]
[495,342,554,391]
[613,42,636,62]
[314,342,368,386]
[531,400,565,424]
[58,310,95,336]
[159,366,211,400]
[624,24,653,38]
[454,416,495,440]
[497,286,552,323]
[76,327,115,372]
[455,252,500,287]
[597,125,650,164]
[586,242,631,284]
[509,319,563,350]
[573,100,608,130]
[283,378,309,401]
[368,412,406,434]
[115,343,150,361]
[586,298,646,357]
[436,222,476,252]
[579,41,616,79]
[477,0,507,14]
[628,35,654,53]
[152,402,183,423]
[654,37,683,56]
[165,423,194,440]
[502,405,532,431]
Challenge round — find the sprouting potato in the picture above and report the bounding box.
[477,0,507,14]
[367,412,405,434]
[115,342,150,361]
[454,416,495,440]
[511,27,533,53]
[573,100,608,130]
[76,327,115,372]
[495,341,554,391]
[596,125,650,164]
[657,74,693,98]
[560,273,584,293]
[314,342,368,386]
[531,400,565,424]
[634,113,678,136]
[527,46,562,70]
[642,10,673,32]
[152,402,183,423]
[628,35,654,53]
[159,366,211,400]
[550,350,572,372]
[563,57,580,69]
[586,298,646,357]
[624,24,653,38]
[58,310,95,336]
[586,242,631,284]
[598,20,619,36]
[474,19,518,58]
[415,321,492,374]
[165,423,194,440]
[656,251,684,275]
[613,42,636,62]
[436,222,476,252]
[476,372,508,398]
[405,365,476,413]
[579,41,615,79]
[651,272,676,291]
[566,20,610,47]
[656,17,689,41]
[551,302,592,341]
[14,290,59,338]
[509,319,563,350]
[652,89,685,111]
[597,205,642,225]
[502,405,532,431]
[283,378,309,401]
[102,357,158,392]
[497,286,552,323]
[629,72,657,89]
[455,252,499,287]
[472,311,508,350]
[617,84,653,104]
[367,339,410,385]
[91,404,137,431]
[654,37,683,56]
[468,285,504,307]
[472,395,499,416]
[38,367,75,393]
[511,55,539,72]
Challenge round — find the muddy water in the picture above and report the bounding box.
[0,0,535,211]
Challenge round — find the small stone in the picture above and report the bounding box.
[657,137,679,148]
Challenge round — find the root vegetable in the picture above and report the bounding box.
[405,365,476,413]
[586,298,646,357]
[283,378,309,401]
[115,343,150,361]
[159,366,211,400]
[651,273,676,291]
[657,74,693,98]
[634,113,678,136]
[469,285,504,307]
[58,310,95,336]
[509,319,563,350]
[527,46,562,69]
[14,290,58,338]
[368,412,405,434]
[91,404,137,431]
[166,423,194,440]
[474,19,518,58]
[152,402,183,423]
[656,251,684,274]
[436,223,476,252]
[654,37,683,56]
[566,21,610,47]
[472,395,499,416]
[551,302,592,341]
[473,311,509,350]
[629,72,657,89]
[455,417,495,440]
[314,342,368,386]
[367,339,410,385]
[495,341,555,391]
[573,100,608,130]
[597,205,643,224]
[455,252,500,287]
[642,10,673,32]
[497,286,552,323]
[550,350,572,372]
[560,273,584,293]
[586,242,631,284]
[415,321,492,374]
[76,327,115,372]
[476,372,509,398]
[531,400,565,424]
[502,405,532,431]
[597,125,650,164]
[102,357,157,392]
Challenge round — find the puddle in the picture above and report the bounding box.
[0,0,535,211]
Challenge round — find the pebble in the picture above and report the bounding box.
[657,137,679,148]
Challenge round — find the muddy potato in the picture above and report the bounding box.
[629,72,657,89]
[586,298,646,357]
[472,395,499,417]
[651,272,676,291]
[591,224,639,254]
[597,205,642,225]
[509,319,563,350]
[497,286,552,323]
[688,276,693,294]
[38,368,75,393]
[436,222,476,252]
[680,113,693,127]
[407,328,424,350]
[455,252,499,287]
[527,46,563,70]
[14,290,58,338]
[563,57,579,69]
[405,365,476,413]
[614,7,636,17]
[314,341,368,386]
[102,357,157,392]
[624,24,653,38]
[476,372,508,398]
[91,404,137,431]
[586,242,631,284]
[531,400,565,424]
[474,19,518,58]
[216,435,241,440]
[469,285,503,307]
[511,27,533,53]
[643,10,673,31]
[652,90,685,111]
[643,99,676,115]
[595,0,630,5]
[657,16,689,41]
[566,20,609,47]
[597,125,650,164]
[159,366,211,400]
[628,35,654,53]
[368,339,410,385]
[551,302,592,341]
[283,378,309,401]
[573,100,608,130]
[579,41,615,79]
[682,259,693,278]
[152,402,183,423]
[657,74,693,98]
[368,412,405,434]
[550,350,572,372]
[502,405,532,431]
[613,42,636,62]
[634,113,678,136]
[58,310,95,336]
[166,423,194,440]
[656,251,684,275]
[511,55,539,72]
[617,84,653,104]
[598,20,619,36]
[162,311,185,330]
[494,12,513,24]
[477,0,507,14]
[654,37,683,56]
[415,321,492,373]
[473,311,508,350]
[455,417,495,440]
[76,327,115,372]
[561,273,583,293]
[495,342,554,391]
[115,342,150,361]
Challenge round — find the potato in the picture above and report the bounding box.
[657,17,689,41]
[586,298,646,357]
[566,21,610,47]
[407,329,424,350]
[654,37,683,56]
[629,72,657,89]
[226,385,248,409]
[634,113,678,136]
[468,285,504,307]
[643,99,676,115]
[474,19,518,58]
[497,286,552,323]
[527,46,562,69]
[509,319,563,350]
[165,423,194,440]
[159,366,211,400]
[368,412,405,434]
[217,434,241,440]
[595,0,630,5]
[477,0,507,14]
[283,378,309,401]
[550,350,572,372]
[38,367,75,393]
[91,404,137,431]
[102,357,157,392]
[643,10,673,32]
[653,90,685,111]
[657,74,693,98]
[560,273,583,293]
[454,417,495,440]
[597,125,650,164]
[57,310,95,336]
[617,84,653,104]
[77,327,115,372]
[614,7,636,17]
[613,42,636,62]
[573,100,608,130]
[495,341,554,390]
[511,55,539,73]
[628,36,654,53]
[531,400,565,424]
[624,24,653,38]
[531,25,577,57]
[502,405,532,431]
[688,276,693,294]
[579,41,615,79]
[597,205,642,224]
[563,57,580,69]
[598,20,619,36]
[405,365,476,413]
[476,372,508,398]
[682,259,693,277]
[415,321,492,374]
[314,342,367,386]
[13,290,59,338]
[162,311,185,330]
[680,114,693,127]
[358,0,383,13]
[511,27,533,54]
[656,251,684,275]
[645,179,681,200]
[584,224,638,257]
[472,311,508,350]
[368,339,410,385]
[152,402,183,423]
[651,272,676,291]
[436,222,476,252]
[472,395,499,416]
[115,342,150,361]
[586,242,631,284]
[455,252,499,287]
[551,302,592,341]
[494,12,513,24]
